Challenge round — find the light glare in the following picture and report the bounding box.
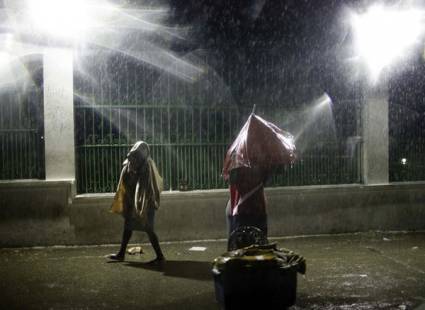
[26,0,113,40]
[352,5,424,80]
[0,51,12,67]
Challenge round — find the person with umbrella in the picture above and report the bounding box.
[227,164,270,236]
[223,111,296,243]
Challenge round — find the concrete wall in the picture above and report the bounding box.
[362,83,389,185]
[1,181,425,247]
[43,49,75,181]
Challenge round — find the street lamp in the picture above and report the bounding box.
[24,0,116,43]
[351,4,424,81]
[27,0,91,41]
[349,4,424,185]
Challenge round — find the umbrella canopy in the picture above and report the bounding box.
[222,113,296,180]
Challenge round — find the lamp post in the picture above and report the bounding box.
[43,48,75,181]
[17,0,114,181]
[350,4,424,185]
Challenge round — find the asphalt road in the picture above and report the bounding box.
[1,231,424,309]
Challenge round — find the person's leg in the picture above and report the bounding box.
[260,213,268,239]
[227,215,240,251]
[225,199,232,236]
[239,214,268,236]
[108,227,132,261]
[145,208,164,263]
[118,228,133,256]
[235,213,268,245]
[146,229,164,261]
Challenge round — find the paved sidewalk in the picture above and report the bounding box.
[1,232,424,309]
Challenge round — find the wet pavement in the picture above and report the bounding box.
[0,231,424,310]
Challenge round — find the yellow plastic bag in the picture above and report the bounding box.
[110,181,126,214]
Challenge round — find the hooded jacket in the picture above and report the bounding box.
[111,141,163,225]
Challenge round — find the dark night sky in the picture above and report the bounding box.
[161,0,359,106]
[168,0,424,109]
[162,0,425,147]
[168,0,346,51]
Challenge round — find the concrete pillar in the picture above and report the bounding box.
[362,81,389,185]
[43,48,75,181]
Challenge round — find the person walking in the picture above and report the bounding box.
[107,141,165,264]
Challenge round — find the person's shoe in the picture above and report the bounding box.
[106,253,125,261]
[145,256,165,266]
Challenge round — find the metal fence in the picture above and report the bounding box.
[388,64,425,182]
[389,104,425,182]
[0,84,44,180]
[3,53,424,189]
[75,105,240,192]
[74,51,362,193]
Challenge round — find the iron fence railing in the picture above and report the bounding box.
[74,51,363,193]
[4,52,425,187]
[74,102,362,193]
[76,139,362,193]
[389,74,425,182]
[0,129,43,179]
[0,86,44,180]
[75,103,244,192]
[390,137,425,182]
[76,143,230,193]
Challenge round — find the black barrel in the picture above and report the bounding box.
[212,244,305,310]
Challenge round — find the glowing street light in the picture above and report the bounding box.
[27,0,91,40]
[25,0,116,42]
[351,5,424,81]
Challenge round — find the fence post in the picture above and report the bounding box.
[362,80,389,185]
[43,48,75,185]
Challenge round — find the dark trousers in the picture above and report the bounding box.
[120,208,164,259]
[227,213,268,251]
[118,227,164,259]
[228,213,268,237]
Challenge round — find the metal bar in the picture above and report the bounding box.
[75,104,240,110]
[214,109,218,187]
[127,108,130,143]
[8,93,13,178]
[5,93,10,178]
[109,87,113,191]
[18,93,23,178]
[92,83,97,192]
[176,109,180,188]
[191,108,195,188]
[100,64,105,191]
[199,108,203,187]
[206,108,210,188]
[167,108,172,190]
[78,142,228,148]
[83,108,88,192]
[152,106,155,145]
[0,95,3,178]
[141,106,146,141]
[134,66,139,142]
[23,128,28,178]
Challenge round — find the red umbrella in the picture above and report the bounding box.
[222,113,296,180]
